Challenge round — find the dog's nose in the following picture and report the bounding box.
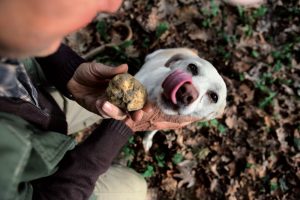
[176,83,199,106]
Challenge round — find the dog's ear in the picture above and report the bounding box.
[165,54,187,67]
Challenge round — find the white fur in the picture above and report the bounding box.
[135,48,227,121]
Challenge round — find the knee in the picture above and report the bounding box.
[94,165,147,200]
[113,165,147,194]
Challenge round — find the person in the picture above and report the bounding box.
[0,0,198,200]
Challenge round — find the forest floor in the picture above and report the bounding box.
[68,0,300,199]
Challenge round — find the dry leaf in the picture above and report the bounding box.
[188,30,210,42]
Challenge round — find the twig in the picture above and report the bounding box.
[83,22,133,61]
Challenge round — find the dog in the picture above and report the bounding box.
[134,48,227,151]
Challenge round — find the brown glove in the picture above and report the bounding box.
[124,102,200,132]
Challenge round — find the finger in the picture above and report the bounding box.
[142,101,154,113]
[226,0,264,6]
[131,110,144,122]
[91,62,128,79]
[123,117,135,131]
[98,110,111,119]
[171,115,199,124]
[96,100,127,120]
[152,121,182,130]
[114,64,129,73]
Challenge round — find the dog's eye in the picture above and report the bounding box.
[208,91,218,103]
[187,63,198,75]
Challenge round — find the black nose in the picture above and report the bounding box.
[176,83,199,106]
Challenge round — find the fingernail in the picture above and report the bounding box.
[102,101,114,112]
[101,101,127,120]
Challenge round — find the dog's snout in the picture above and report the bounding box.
[176,83,199,106]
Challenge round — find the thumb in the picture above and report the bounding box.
[171,115,199,124]
[96,99,127,120]
[91,63,128,79]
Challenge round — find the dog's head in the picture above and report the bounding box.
[156,53,227,121]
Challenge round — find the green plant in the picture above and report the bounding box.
[201,0,220,17]
[197,121,210,128]
[142,165,155,178]
[121,136,135,166]
[200,0,220,28]
[271,43,293,71]
[237,6,254,25]
[243,24,253,37]
[96,20,108,42]
[97,40,134,64]
[259,92,277,109]
[216,46,231,60]
[210,119,227,134]
[239,73,245,81]
[119,40,134,49]
[245,162,254,169]
[202,18,212,28]
[142,37,150,48]
[197,119,227,134]
[156,22,169,38]
[172,153,184,165]
[210,0,220,17]
[270,181,279,192]
[237,6,244,18]
[96,39,141,71]
[254,72,278,109]
[237,6,267,36]
[251,50,260,58]
[112,40,134,52]
[253,6,268,18]
[222,33,237,45]
[155,152,166,168]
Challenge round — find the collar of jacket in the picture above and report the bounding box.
[0,88,68,134]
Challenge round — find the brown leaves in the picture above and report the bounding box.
[174,160,197,188]
[69,0,300,199]
[188,29,211,42]
[161,171,178,198]
[233,61,252,73]
[239,83,254,102]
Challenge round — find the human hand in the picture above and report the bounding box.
[226,0,264,6]
[124,102,199,132]
[67,62,143,120]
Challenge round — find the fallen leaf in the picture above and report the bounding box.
[174,160,197,188]
[233,61,252,73]
[239,83,254,102]
[188,30,210,42]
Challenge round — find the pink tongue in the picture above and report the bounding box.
[162,70,192,104]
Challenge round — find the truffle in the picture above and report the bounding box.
[106,73,148,111]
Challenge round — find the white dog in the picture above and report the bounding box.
[134,48,227,151]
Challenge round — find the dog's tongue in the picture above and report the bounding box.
[162,70,192,104]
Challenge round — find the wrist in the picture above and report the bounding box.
[106,119,134,136]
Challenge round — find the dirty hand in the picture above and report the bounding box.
[67,62,143,120]
[226,0,264,6]
[124,102,199,132]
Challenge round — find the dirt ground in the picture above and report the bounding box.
[69,0,300,199]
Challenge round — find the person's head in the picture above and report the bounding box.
[0,0,123,58]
